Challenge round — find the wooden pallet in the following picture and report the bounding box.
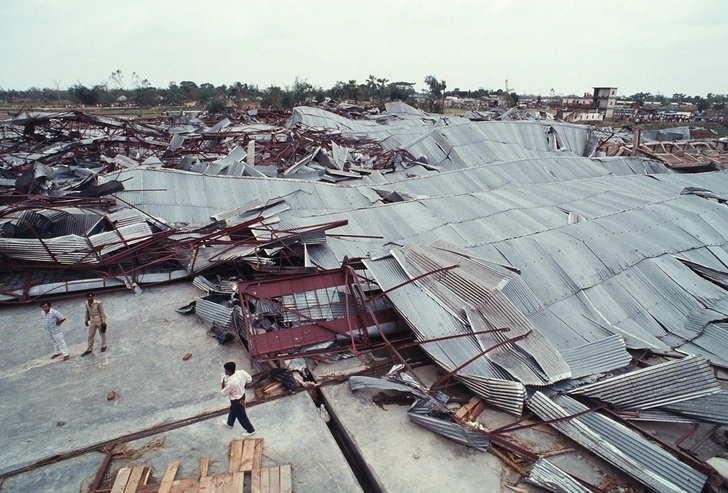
[229,438,263,473]
[108,439,292,493]
[251,465,293,493]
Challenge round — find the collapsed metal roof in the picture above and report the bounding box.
[528,392,708,493]
[3,103,728,488]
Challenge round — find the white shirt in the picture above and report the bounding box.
[221,370,252,400]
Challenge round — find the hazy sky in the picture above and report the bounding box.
[2,0,726,97]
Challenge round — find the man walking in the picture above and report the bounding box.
[41,302,69,361]
[221,362,256,436]
[81,292,106,356]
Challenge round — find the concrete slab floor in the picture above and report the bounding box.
[318,360,637,493]
[0,284,361,492]
[1,391,362,493]
[322,378,506,493]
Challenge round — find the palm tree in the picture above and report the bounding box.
[347,80,359,104]
[366,75,377,105]
[376,78,389,104]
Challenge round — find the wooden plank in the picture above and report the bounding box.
[262,382,283,395]
[124,467,146,493]
[252,438,263,471]
[229,439,243,474]
[198,476,213,493]
[455,396,479,419]
[260,468,270,493]
[468,401,487,421]
[232,472,244,493]
[250,469,262,493]
[136,485,161,493]
[279,465,292,493]
[158,461,180,493]
[268,467,280,493]
[215,473,234,493]
[240,440,255,472]
[169,480,181,493]
[200,458,210,477]
[140,466,151,485]
[176,477,200,493]
[110,467,132,493]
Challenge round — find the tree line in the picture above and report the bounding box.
[1,71,724,113]
[0,71,456,112]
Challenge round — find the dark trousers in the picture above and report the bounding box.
[227,397,255,433]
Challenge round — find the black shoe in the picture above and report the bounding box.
[101,346,107,352]
[81,351,91,357]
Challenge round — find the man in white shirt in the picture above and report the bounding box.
[221,361,256,436]
[42,302,69,361]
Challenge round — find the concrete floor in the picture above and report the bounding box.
[310,357,633,493]
[0,283,361,493]
[0,281,684,493]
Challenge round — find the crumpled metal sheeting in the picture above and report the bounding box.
[88,222,154,257]
[0,234,96,264]
[675,323,728,367]
[305,243,340,270]
[526,458,593,493]
[663,389,728,425]
[568,355,721,411]
[407,413,490,451]
[456,373,526,416]
[210,199,264,223]
[623,409,698,424]
[192,276,235,295]
[393,243,571,386]
[105,208,150,228]
[288,106,410,133]
[376,121,594,171]
[186,244,257,274]
[363,254,526,414]
[558,335,632,379]
[110,168,376,225]
[528,392,708,493]
[194,297,234,329]
[591,156,671,175]
[349,374,490,451]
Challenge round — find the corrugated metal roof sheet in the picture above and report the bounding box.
[96,117,728,369]
[363,255,526,414]
[305,243,340,270]
[559,335,632,379]
[526,458,592,493]
[676,323,728,367]
[568,355,721,411]
[662,389,728,425]
[528,392,708,493]
[195,298,233,328]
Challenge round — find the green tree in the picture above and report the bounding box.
[347,80,359,104]
[71,84,100,105]
[197,83,215,103]
[424,75,447,112]
[179,81,199,102]
[292,77,313,105]
[206,98,226,114]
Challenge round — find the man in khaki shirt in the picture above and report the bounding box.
[81,292,107,356]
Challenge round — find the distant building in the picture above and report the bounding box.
[592,87,617,119]
[562,94,592,108]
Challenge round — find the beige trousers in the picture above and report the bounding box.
[86,321,106,351]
